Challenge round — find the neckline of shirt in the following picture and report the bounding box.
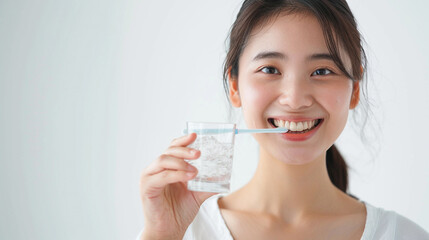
[206,193,378,240]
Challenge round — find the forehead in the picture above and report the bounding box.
[241,12,351,67]
[245,13,326,57]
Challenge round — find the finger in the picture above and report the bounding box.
[164,146,201,160]
[145,170,198,190]
[170,133,197,147]
[145,154,198,176]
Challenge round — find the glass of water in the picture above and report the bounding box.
[185,122,236,193]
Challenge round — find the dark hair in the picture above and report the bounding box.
[222,0,367,196]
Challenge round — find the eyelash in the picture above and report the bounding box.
[258,66,281,75]
[311,68,335,76]
[258,66,336,76]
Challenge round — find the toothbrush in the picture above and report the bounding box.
[183,127,289,135]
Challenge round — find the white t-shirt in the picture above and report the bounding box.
[138,194,429,240]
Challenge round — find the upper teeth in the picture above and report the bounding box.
[273,119,318,131]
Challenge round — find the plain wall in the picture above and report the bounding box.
[0,0,428,239]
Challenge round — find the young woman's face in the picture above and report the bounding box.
[229,13,356,165]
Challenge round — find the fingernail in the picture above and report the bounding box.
[187,164,196,171]
[186,172,196,177]
[191,150,198,155]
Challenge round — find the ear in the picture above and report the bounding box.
[349,80,360,109]
[228,67,241,107]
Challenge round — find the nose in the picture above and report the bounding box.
[277,74,313,110]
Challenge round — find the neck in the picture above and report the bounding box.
[242,146,342,221]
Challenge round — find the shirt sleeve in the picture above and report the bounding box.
[395,214,429,239]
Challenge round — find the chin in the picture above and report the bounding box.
[271,147,324,166]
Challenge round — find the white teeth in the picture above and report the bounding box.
[274,119,282,127]
[297,122,304,131]
[289,122,297,131]
[272,119,319,131]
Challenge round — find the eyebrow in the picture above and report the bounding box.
[252,51,286,61]
[309,53,334,61]
[252,51,334,62]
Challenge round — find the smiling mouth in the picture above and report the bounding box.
[268,118,323,134]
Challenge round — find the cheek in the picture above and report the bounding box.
[239,81,275,127]
[334,93,351,112]
[321,83,353,125]
[319,80,352,108]
[239,80,274,108]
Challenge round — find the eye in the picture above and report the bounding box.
[311,68,333,76]
[260,66,280,75]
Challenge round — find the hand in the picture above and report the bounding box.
[140,133,217,240]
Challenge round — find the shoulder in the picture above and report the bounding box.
[362,202,429,240]
[394,212,429,239]
[183,193,233,240]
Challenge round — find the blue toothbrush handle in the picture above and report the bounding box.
[236,128,288,134]
[183,128,288,135]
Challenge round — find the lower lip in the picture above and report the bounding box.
[280,120,323,142]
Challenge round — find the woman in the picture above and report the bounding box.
[138,0,429,239]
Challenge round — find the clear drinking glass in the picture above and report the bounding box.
[185,122,236,193]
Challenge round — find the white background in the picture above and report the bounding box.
[0,0,428,239]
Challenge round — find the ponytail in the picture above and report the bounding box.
[326,144,357,199]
